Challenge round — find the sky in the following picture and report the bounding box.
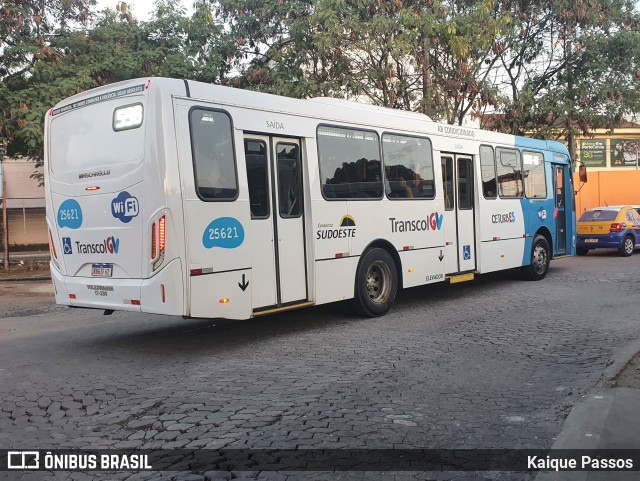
[94,0,192,21]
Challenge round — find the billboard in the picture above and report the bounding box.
[580,139,607,167]
[610,139,640,167]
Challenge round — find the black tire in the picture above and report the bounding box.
[351,248,398,317]
[576,247,589,256]
[619,235,635,257]
[522,235,550,281]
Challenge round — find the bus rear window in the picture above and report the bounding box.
[578,210,618,222]
[190,109,237,201]
[50,96,145,173]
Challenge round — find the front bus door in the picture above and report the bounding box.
[553,164,567,255]
[441,153,476,275]
[243,134,307,311]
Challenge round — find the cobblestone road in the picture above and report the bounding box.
[1,252,639,481]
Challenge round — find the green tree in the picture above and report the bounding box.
[1,0,233,165]
[486,0,640,159]
[220,0,510,124]
[0,0,95,157]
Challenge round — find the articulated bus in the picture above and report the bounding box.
[44,78,576,319]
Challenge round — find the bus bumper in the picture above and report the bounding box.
[51,258,184,315]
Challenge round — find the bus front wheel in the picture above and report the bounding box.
[522,235,550,281]
[352,248,398,317]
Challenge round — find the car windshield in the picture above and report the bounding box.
[578,210,619,222]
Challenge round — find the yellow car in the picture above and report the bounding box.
[577,205,640,256]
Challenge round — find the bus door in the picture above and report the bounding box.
[441,154,476,274]
[553,164,567,255]
[243,134,307,310]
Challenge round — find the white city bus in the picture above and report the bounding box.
[44,78,576,319]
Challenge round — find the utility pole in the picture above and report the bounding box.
[1,147,8,271]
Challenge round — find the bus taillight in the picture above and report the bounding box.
[151,215,166,271]
[151,222,156,259]
[158,216,166,251]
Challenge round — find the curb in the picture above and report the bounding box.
[0,276,52,282]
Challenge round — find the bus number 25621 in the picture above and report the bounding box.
[209,227,239,240]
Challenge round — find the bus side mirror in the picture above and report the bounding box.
[579,164,588,183]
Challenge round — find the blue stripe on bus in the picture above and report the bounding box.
[514,135,570,266]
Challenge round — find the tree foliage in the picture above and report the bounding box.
[1,0,640,166]
[485,0,640,157]
[220,0,511,124]
[0,0,94,156]
[0,0,232,164]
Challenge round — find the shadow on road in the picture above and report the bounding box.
[68,268,527,363]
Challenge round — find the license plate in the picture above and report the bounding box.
[91,264,113,277]
[584,238,598,243]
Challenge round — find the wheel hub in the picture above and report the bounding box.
[365,261,391,303]
[533,244,548,273]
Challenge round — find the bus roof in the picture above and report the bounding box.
[50,77,570,160]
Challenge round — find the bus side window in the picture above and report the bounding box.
[190,108,238,201]
[480,145,497,199]
[317,125,383,199]
[523,151,547,199]
[382,133,435,200]
[496,148,523,198]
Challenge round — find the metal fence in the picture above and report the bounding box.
[0,207,48,249]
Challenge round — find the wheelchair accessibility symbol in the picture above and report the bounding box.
[463,245,471,260]
[62,237,73,255]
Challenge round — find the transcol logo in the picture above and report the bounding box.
[111,191,139,223]
[389,212,443,233]
[74,236,120,254]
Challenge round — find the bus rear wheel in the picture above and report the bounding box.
[522,235,550,281]
[351,248,398,317]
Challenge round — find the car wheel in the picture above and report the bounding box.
[522,235,550,281]
[576,247,589,256]
[351,248,398,317]
[619,235,635,257]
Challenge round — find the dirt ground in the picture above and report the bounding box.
[614,352,640,388]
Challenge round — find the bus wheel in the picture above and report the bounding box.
[352,248,398,317]
[619,235,635,257]
[522,235,550,281]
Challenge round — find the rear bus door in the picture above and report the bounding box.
[441,153,476,274]
[244,134,308,311]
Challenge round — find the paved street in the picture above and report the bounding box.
[1,251,639,481]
